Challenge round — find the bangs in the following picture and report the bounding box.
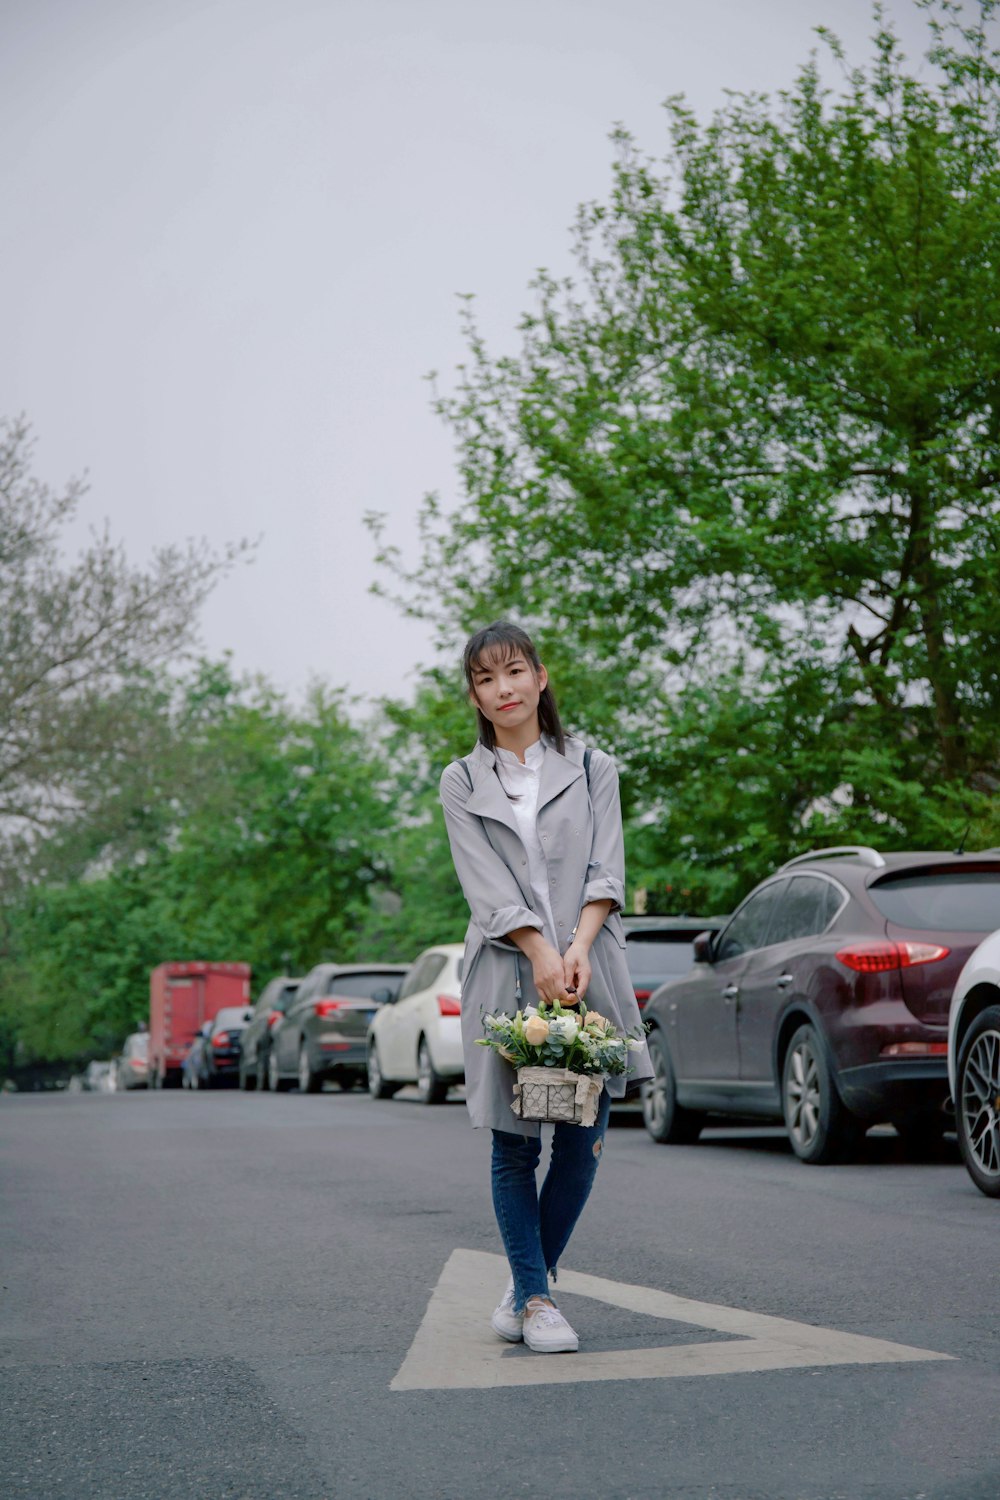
[463,622,538,685]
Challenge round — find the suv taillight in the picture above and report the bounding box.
[212,1032,231,1048]
[315,999,347,1018]
[634,988,651,1010]
[836,942,950,973]
[437,994,461,1016]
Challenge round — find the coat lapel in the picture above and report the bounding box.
[463,744,520,836]
[537,737,584,815]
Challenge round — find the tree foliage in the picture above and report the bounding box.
[0,417,247,880]
[0,663,470,1068]
[372,0,1000,902]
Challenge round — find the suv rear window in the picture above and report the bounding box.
[869,871,1000,932]
[626,933,704,986]
[327,972,405,1000]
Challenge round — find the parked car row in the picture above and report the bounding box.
[86,841,1000,1201]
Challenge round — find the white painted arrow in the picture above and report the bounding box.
[390,1248,954,1391]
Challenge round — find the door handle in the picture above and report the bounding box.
[722,985,740,1003]
[775,974,793,989]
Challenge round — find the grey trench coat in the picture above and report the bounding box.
[439,734,652,1135]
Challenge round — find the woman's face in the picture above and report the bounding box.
[469,650,548,739]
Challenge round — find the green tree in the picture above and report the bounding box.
[0,665,403,1067]
[373,0,1000,902]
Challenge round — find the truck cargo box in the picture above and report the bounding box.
[149,962,251,1088]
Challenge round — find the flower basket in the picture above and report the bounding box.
[511,1066,605,1127]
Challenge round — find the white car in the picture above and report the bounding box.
[948,927,1000,1198]
[367,944,464,1104]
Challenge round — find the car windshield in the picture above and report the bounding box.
[626,934,702,985]
[869,870,1000,932]
[326,972,405,1000]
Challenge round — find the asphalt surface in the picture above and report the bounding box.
[1,1087,998,1500]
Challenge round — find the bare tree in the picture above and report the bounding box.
[0,416,248,861]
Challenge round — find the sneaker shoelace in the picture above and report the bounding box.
[526,1304,565,1328]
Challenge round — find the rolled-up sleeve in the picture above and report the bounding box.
[583,750,626,913]
[440,764,543,944]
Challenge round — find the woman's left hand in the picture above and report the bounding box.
[562,942,591,1003]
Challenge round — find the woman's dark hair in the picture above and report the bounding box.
[462,621,566,754]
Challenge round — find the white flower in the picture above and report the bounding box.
[547,1015,579,1043]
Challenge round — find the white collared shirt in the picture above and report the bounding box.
[494,738,559,948]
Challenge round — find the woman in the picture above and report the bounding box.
[439,621,651,1354]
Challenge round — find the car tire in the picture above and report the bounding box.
[298,1042,323,1094]
[416,1037,449,1105]
[238,1060,256,1091]
[256,1050,270,1091]
[956,1004,1000,1198]
[268,1051,292,1093]
[781,1023,859,1165]
[367,1040,401,1100]
[642,1030,704,1144]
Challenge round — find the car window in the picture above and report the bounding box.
[297,973,323,1004]
[868,870,1000,932]
[715,881,787,962]
[767,876,844,945]
[398,957,428,1000]
[400,953,446,999]
[625,934,702,986]
[324,971,405,1000]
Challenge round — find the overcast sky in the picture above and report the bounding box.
[1,0,934,707]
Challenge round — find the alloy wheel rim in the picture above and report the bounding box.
[418,1043,430,1092]
[786,1040,821,1149]
[298,1048,310,1091]
[368,1047,381,1092]
[961,1028,1000,1179]
[269,1053,279,1090]
[643,1047,668,1133]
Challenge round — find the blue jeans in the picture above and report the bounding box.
[490,1090,611,1312]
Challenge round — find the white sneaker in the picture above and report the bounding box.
[523,1299,579,1354]
[490,1280,523,1342]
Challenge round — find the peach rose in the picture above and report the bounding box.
[585,1012,612,1034]
[523,1015,551,1046]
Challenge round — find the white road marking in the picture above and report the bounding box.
[390,1248,954,1391]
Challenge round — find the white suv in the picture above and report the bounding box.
[948,928,1000,1197]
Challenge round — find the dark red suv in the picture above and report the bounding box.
[641,846,1000,1163]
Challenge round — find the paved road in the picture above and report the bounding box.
[1,1089,998,1500]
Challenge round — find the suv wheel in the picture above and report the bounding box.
[416,1037,449,1105]
[956,1004,1000,1198]
[782,1024,858,1165]
[367,1040,401,1100]
[298,1042,322,1094]
[642,1031,703,1144]
[268,1050,292,1093]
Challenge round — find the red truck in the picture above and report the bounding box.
[149,962,251,1088]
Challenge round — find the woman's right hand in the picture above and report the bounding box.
[529,942,574,1005]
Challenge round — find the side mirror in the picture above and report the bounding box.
[371,988,393,1005]
[692,931,715,964]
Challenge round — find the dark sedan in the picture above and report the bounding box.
[642,846,1000,1163]
[182,1007,253,1089]
[268,963,408,1093]
[239,976,301,1091]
